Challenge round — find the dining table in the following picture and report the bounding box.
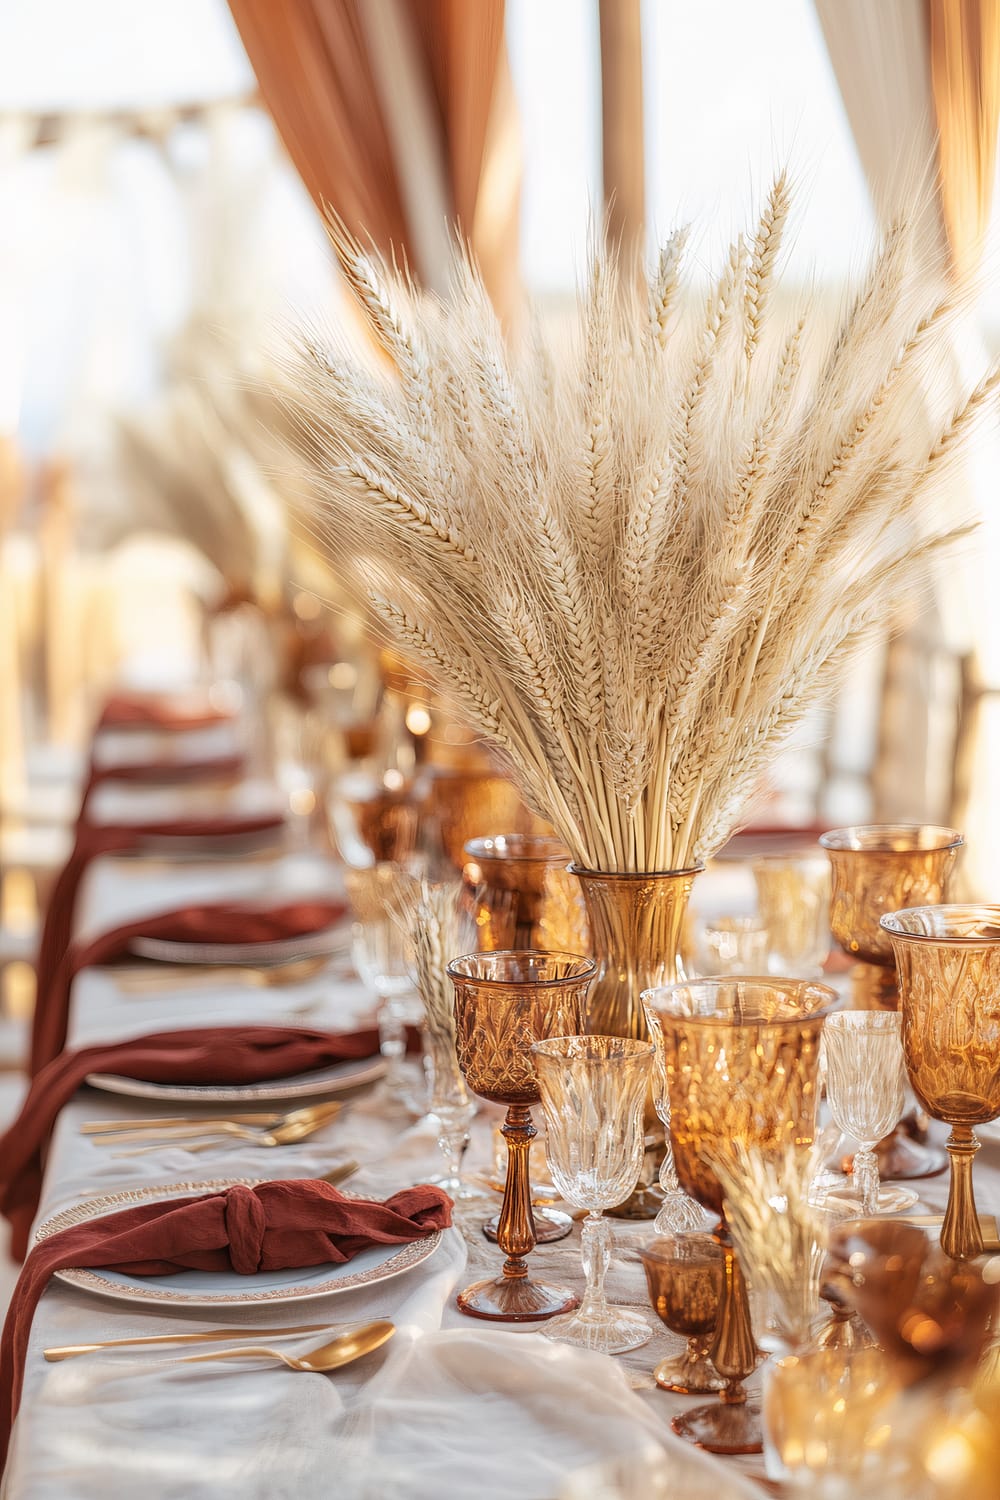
[2,708,997,1500]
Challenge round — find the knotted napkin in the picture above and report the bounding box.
[0,1177,452,1469]
[32,876,332,1080]
[3,1023,376,1260]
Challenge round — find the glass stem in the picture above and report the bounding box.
[438,1119,469,1180]
[378,1002,406,1090]
[942,1124,983,1260]
[578,1211,612,1322]
[854,1145,880,1216]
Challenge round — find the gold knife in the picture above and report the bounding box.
[81,1114,286,1134]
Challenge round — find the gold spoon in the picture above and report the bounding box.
[180,1320,395,1371]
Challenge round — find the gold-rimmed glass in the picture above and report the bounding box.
[448,950,593,1320]
[881,905,1000,1259]
[643,977,839,1456]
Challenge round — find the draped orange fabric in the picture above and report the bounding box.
[227,0,520,318]
[929,0,1000,278]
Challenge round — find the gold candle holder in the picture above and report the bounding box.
[644,977,838,1456]
[882,905,1000,1260]
[448,950,593,1320]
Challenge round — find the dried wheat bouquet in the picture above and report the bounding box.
[284,179,993,873]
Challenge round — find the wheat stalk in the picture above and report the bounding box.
[280,185,990,873]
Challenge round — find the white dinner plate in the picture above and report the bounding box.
[85,1052,386,1103]
[129,922,349,967]
[37,1178,443,1307]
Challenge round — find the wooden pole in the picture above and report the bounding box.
[598,0,645,259]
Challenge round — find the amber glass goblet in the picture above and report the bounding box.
[819,825,963,1007]
[637,1234,726,1394]
[462,835,588,954]
[448,950,593,1320]
[644,978,839,1456]
[820,823,961,1183]
[882,905,1000,1260]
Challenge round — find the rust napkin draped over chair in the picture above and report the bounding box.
[0,1023,382,1261]
[0,1176,452,1470]
[30,895,346,1075]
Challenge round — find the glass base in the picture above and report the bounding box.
[606,1181,663,1221]
[543,1304,651,1356]
[483,1207,572,1244]
[672,1398,763,1456]
[654,1348,727,1395]
[430,1173,493,1204]
[824,1182,919,1215]
[456,1274,580,1322]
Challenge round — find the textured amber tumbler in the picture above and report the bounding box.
[463,835,588,954]
[645,978,839,1456]
[448,951,593,1320]
[882,906,1000,1260]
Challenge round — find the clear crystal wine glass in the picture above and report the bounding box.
[533,1034,655,1354]
[821,1011,917,1215]
[350,916,423,1111]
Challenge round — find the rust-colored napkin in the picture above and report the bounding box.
[3,1023,378,1262]
[32,813,290,1075]
[83,753,245,799]
[98,693,234,732]
[0,1177,451,1469]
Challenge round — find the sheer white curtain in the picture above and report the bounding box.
[814,0,1000,893]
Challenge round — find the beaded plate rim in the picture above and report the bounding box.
[37,1179,443,1305]
[84,1054,387,1102]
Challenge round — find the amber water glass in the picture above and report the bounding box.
[534,1035,654,1354]
[448,951,593,1320]
[637,1235,726,1394]
[882,905,1000,1259]
[644,977,839,1456]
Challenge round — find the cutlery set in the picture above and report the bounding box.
[81,1101,346,1154]
[55,921,393,1383]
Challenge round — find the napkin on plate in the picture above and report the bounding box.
[3,1023,378,1260]
[98,693,235,733]
[0,1177,452,1470]
[31,870,332,1080]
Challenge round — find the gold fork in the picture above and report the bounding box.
[110,1117,351,1159]
[85,1102,343,1146]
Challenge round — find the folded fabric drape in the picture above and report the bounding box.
[31,813,289,1075]
[226,0,520,321]
[0,1176,452,1470]
[2,1023,381,1261]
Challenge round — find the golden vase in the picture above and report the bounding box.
[571,867,702,1041]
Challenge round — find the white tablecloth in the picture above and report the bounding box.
[3,833,992,1500]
